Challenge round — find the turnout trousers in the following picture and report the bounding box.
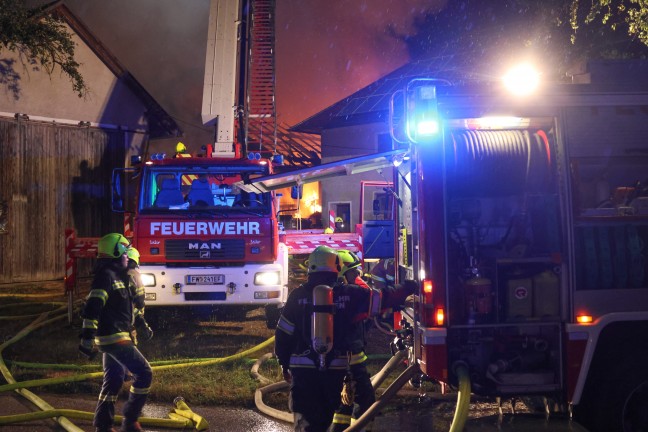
[94,342,152,430]
[290,367,347,432]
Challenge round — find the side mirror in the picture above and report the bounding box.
[112,172,124,212]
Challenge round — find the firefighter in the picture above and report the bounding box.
[369,258,395,290]
[79,234,153,432]
[329,249,375,432]
[125,247,153,346]
[275,246,417,432]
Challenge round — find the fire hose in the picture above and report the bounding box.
[0,301,275,431]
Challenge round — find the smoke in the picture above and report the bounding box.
[276,0,444,125]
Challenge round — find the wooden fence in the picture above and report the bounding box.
[0,117,126,283]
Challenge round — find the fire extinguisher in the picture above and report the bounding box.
[464,269,493,324]
[311,284,334,370]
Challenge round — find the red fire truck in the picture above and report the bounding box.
[392,73,648,432]
[244,64,648,431]
[65,0,363,326]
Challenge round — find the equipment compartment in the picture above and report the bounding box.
[447,323,562,395]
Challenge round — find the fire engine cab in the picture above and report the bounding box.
[112,150,288,327]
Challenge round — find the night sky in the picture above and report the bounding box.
[62,0,442,146]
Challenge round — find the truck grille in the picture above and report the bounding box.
[165,239,245,260]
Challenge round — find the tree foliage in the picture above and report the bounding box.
[0,0,87,97]
[397,0,648,82]
[571,0,648,46]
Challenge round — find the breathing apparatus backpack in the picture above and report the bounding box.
[311,284,335,370]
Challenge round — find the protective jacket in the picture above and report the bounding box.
[81,259,135,347]
[275,273,415,371]
[127,267,146,326]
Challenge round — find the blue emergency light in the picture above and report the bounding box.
[406,80,440,144]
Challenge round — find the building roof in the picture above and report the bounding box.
[53,3,180,138]
[291,57,648,135]
[291,54,480,135]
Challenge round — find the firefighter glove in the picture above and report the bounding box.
[341,374,356,406]
[78,338,97,360]
[281,365,292,384]
[139,322,154,342]
[402,279,419,295]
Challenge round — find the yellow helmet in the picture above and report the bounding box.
[176,142,187,154]
[127,247,140,266]
[324,227,334,234]
[97,233,131,259]
[307,246,340,274]
[337,249,362,278]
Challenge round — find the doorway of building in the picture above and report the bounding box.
[329,202,351,233]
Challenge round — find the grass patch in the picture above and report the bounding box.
[0,281,410,409]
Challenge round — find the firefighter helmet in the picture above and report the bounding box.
[307,246,341,274]
[176,142,187,154]
[127,247,140,266]
[97,233,131,259]
[338,249,362,278]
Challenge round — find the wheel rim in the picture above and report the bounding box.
[622,380,648,432]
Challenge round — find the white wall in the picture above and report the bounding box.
[320,121,395,229]
[0,24,148,131]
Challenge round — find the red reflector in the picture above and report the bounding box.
[576,315,593,324]
[423,279,433,294]
[435,308,445,326]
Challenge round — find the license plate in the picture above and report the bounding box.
[186,274,225,285]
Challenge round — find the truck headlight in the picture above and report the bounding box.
[254,271,280,286]
[140,273,156,287]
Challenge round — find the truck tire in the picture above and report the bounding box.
[574,323,648,432]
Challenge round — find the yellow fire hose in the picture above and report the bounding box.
[449,363,471,432]
[0,300,275,430]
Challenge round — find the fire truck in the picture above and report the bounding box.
[244,63,648,430]
[393,71,648,431]
[103,0,361,328]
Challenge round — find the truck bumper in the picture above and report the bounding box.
[138,261,287,307]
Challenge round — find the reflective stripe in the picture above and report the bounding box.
[82,319,98,330]
[368,288,382,317]
[98,392,119,402]
[112,280,126,290]
[134,308,144,317]
[87,289,108,304]
[370,274,387,283]
[135,286,145,296]
[289,355,317,368]
[277,316,295,335]
[349,351,367,365]
[332,413,351,425]
[289,355,349,370]
[130,386,150,395]
[95,332,131,346]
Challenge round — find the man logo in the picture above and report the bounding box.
[189,242,222,250]
[200,251,210,259]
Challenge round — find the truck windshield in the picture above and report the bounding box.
[140,168,270,215]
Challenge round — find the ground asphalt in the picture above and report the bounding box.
[0,390,588,432]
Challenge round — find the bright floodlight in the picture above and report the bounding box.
[502,64,540,96]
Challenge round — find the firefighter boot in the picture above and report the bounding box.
[120,420,142,432]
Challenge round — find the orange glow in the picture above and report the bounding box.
[576,314,593,324]
[435,308,445,326]
[423,279,433,294]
